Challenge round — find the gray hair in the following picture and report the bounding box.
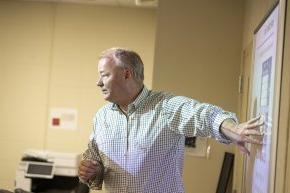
[100,48,144,84]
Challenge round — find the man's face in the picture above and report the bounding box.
[97,58,126,103]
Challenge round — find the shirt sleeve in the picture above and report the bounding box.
[163,94,238,144]
[79,117,104,190]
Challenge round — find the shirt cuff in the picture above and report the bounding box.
[79,176,103,190]
[213,112,238,144]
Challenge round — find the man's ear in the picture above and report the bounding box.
[124,68,133,80]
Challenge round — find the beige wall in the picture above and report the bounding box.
[153,0,244,193]
[0,1,156,190]
[242,0,278,49]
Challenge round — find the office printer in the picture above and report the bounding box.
[15,149,88,193]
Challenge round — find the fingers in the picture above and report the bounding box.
[236,136,264,156]
[247,114,264,129]
[78,160,102,181]
[238,144,250,155]
[242,128,264,136]
[243,136,263,145]
[242,115,265,137]
[247,115,262,124]
[81,160,99,170]
[247,121,264,130]
[229,116,265,155]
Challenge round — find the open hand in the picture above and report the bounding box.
[221,115,265,155]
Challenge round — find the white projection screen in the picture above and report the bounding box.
[243,2,286,193]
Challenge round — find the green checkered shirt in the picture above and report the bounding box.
[82,86,236,193]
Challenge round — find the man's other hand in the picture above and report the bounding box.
[78,160,103,182]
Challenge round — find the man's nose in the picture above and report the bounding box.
[97,78,103,87]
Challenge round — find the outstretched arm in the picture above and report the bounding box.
[220,115,264,155]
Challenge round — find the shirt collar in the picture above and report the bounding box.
[110,86,150,111]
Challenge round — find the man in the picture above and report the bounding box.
[78,48,263,193]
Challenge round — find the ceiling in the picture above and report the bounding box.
[20,0,158,8]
